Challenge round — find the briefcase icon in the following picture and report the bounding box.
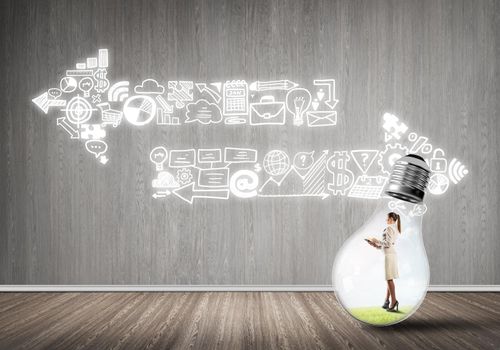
[306,110,337,127]
[250,96,286,125]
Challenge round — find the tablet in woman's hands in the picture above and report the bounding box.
[365,238,380,247]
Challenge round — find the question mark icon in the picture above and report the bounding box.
[294,151,314,170]
[352,150,379,174]
[361,153,369,168]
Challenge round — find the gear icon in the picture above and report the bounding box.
[176,168,193,186]
[378,144,410,175]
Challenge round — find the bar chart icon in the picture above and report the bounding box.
[98,49,108,68]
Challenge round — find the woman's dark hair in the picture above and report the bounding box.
[388,212,401,233]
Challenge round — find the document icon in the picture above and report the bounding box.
[250,96,286,125]
[306,111,337,127]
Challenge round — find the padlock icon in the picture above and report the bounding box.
[430,148,447,173]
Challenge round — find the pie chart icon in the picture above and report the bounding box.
[123,95,156,126]
[428,173,449,195]
[60,76,78,93]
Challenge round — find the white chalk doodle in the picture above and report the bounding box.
[150,146,168,171]
[135,79,165,95]
[286,88,312,127]
[230,170,259,198]
[108,81,130,102]
[167,81,193,108]
[32,48,468,203]
[250,96,286,126]
[123,95,156,126]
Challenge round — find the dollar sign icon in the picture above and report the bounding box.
[93,68,110,93]
[326,151,354,196]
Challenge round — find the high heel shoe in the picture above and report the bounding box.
[387,300,399,312]
[382,300,390,309]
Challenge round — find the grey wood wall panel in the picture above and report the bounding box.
[0,0,498,285]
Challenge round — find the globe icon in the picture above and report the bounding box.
[263,150,290,176]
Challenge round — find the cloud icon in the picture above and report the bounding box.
[185,99,222,125]
[152,171,179,188]
[134,79,165,94]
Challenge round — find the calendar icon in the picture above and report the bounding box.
[223,80,248,116]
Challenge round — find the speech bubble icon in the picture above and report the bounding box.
[85,140,108,158]
[48,88,62,99]
[293,151,314,169]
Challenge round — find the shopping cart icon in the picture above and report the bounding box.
[97,103,123,127]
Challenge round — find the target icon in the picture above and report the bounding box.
[63,96,95,125]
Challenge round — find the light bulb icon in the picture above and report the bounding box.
[78,77,94,97]
[150,146,168,171]
[286,88,312,126]
[333,154,431,326]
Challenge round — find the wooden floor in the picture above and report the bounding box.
[0,292,499,349]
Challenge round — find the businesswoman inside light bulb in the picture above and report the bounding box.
[366,212,401,312]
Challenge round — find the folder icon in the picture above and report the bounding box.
[306,111,337,127]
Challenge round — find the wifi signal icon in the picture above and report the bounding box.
[108,81,129,102]
[448,158,468,184]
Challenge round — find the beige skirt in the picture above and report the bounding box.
[385,253,399,280]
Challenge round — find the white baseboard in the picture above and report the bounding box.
[428,285,500,292]
[0,285,499,292]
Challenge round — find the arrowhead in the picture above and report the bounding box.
[56,117,79,139]
[327,99,339,110]
[173,182,195,204]
[210,82,222,92]
[32,92,50,113]
[195,83,207,92]
[152,191,170,199]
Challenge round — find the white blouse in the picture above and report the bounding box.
[379,224,398,254]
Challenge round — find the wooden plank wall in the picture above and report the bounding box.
[0,0,498,285]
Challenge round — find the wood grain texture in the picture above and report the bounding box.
[0,0,499,285]
[0,292,499,349]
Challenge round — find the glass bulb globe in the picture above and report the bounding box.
[333,154,431,326]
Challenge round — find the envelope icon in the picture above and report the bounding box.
[306,111,337,127]
[250,96,286,125]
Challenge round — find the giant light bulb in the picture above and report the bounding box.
[333,154,431,326]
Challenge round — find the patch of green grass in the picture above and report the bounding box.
[348,306,413,326]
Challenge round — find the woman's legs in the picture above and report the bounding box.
[387,279,397,306]
[385,285,390,301]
